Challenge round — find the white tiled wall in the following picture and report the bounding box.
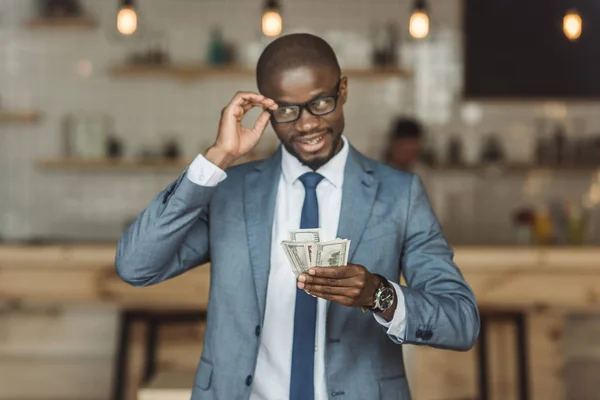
[1,0,599,243]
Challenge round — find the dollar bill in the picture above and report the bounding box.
[280,241,311,276]
[313,239,350,267]
[282,229,350,275]
[289,228,321,243]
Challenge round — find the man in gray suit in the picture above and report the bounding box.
[116,33,479,400]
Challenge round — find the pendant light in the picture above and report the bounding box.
[563,9,582,41]
[262,0,282,37]
[117,0,137,36]
[409,0,429,39]
[105,0,146,44]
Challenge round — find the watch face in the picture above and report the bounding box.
[378,287,395,311]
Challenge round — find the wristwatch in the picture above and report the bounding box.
[370,274,395,313]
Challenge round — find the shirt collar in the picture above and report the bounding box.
[281,135,349,189]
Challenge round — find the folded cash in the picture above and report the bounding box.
[281,229,350,276]
[289,228,322,243]
[280,241,311,276]
[312,239,350,268]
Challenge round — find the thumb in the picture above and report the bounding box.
[251,110,272,136]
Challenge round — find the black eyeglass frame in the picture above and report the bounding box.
[268,78,343,124]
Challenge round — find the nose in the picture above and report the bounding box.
[294,107,320,134]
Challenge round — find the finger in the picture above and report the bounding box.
[242,103,255,113]
[229,91,265,106]
[298,274,355,287]
[261,98,278,110]
[231,93,277,111]
[251,110,272,135]
[308,266,359,279]
[307,292,355,307]
[299,282,361,298]
[228,104,246,121]
[223,94,264,120]
[241,100,275,113]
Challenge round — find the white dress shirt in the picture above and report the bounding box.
[186,136,406,400]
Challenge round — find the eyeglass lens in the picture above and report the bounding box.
[272,96,337,123]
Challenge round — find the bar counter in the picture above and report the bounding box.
[1,244,598,310]
[0,244,599,400]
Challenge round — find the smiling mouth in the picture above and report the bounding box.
[293,132,329,154]
[299,135,325,145]
[296,132,328,145]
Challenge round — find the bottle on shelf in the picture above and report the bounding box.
[206,26,227,66]
[446,135,463,166]
[511,207,535,245]
[567,205,587,245]
[532,205,553,246]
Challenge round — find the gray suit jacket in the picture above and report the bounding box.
[115,144,480,400]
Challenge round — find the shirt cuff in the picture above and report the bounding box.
[373,281,407,343]
[186,153,227,187]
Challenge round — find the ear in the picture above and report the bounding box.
[339,76,348,105]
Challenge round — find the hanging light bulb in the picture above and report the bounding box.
[262,0,282,37]
[409,0,429,39]
[117,0,138,36]
[563,9,582,41]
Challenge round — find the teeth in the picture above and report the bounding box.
[301,136,323,145]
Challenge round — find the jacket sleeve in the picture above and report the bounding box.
[114,169,215,287]
[398,175,480,351]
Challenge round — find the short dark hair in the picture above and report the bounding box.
[256,33,341,93]
[389,117,423,140]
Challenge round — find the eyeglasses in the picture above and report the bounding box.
[269,80,341,124]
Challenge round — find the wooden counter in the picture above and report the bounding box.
[1,244,599,311]
[0,243,209,309]
[1,244,599,400]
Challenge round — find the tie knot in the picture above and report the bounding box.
[299,172,324,189]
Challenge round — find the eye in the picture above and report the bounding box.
[273,106,299,122]
[277,107,295,115]
[311,97,334,111]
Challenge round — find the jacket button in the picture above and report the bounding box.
[246,375,253,386]
[255,325,261,337]
[416,329,423,339]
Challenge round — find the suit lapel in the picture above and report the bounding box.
[327,146,380,343]
[336,146,379,263]
[244,149,282,321]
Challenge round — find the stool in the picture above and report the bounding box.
[111,309,206,400]
[477,310,529,400]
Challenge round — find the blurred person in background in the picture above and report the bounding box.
[384,116,424,173]
[383,116,436,209]
[115,33,479,400]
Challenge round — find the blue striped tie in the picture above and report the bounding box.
[290,172,324,400]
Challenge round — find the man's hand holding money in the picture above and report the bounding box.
[282,229,397,320]
[297,265,375,305]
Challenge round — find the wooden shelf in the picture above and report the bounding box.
[108,64,410,81]
[344,67,411,78]
[25,17,96,29]
[0,110,42,124]
[37,159,192,172]
[428,163,600,173]
[108,64,252,80]
[37,154,267,172]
